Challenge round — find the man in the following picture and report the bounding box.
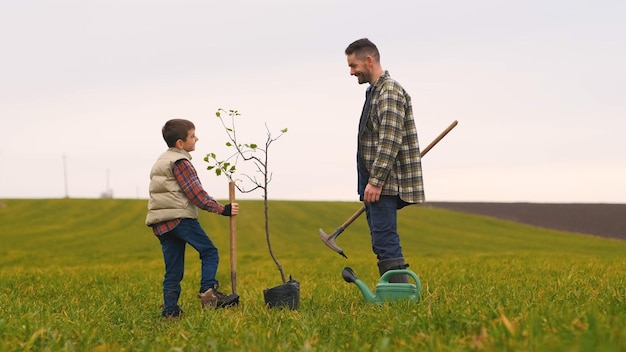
[345,38,425,282]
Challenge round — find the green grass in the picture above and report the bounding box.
[0,198,625,351]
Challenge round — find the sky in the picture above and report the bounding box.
[1,0,625,203]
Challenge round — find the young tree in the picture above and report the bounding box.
[204,108,289,283]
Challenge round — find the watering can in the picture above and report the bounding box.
[342,267,422,304]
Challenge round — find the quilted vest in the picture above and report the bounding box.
[145,148,198,226]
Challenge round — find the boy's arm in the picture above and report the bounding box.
[173,159,226,214]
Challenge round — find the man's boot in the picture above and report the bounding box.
[377,257,410,283]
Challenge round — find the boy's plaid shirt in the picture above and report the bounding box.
[358,71,425,203]
[151,159,225,235]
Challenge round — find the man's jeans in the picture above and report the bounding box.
[158,218,219,309]
[364,196,404,261]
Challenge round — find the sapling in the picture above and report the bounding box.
[204,108,289,283]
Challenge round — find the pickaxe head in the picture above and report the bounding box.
[318,228,348,258]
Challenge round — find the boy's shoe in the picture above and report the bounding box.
[161,305,183,318]
[199,285,240,309]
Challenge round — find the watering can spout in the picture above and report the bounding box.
[342,267,378,303]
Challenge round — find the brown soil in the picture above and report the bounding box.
[424,202,626,241]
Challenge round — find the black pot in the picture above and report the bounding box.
[263,277,300,310]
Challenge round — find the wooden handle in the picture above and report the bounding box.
[420,120,458,157]
[228,181,237,294]
[341,206,366,228]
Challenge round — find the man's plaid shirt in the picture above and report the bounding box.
[358,70,425,203]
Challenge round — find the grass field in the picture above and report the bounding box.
[1,198,625,351]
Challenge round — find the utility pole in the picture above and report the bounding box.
[102,168,113,198]
[63,154,69,198]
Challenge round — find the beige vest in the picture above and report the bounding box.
[145,148,199,226]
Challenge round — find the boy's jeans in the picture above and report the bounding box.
[158,218,219,310]
[364,195,404,261]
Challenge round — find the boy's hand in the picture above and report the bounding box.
[230,203,239,215]
[221,203,239,216]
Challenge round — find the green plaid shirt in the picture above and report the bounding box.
[358,71,425,203]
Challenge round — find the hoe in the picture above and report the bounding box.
[318,120,458,258]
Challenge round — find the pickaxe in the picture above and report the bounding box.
[318,120,458,258]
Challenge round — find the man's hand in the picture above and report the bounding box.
[363,184,382,203]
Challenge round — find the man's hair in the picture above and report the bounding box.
[162,119,195,147]
[345,38,380,62]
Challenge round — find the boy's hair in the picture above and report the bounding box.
[162,119,195,147]
[345,38,380,63]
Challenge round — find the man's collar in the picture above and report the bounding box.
[370,70,390,89]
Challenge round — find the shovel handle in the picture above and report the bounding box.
[229,181,237,294]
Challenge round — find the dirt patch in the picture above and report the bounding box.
[423,202,626,241]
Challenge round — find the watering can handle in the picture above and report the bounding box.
[380,269,421,286]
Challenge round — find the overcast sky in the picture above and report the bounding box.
[1,0,624,203]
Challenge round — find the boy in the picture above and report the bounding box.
[146,118,239,318]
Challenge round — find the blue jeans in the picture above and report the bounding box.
[364,196,404,261]
[158,218,219,310]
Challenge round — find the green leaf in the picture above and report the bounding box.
[216,111,221,117]
[216,169,222,176]
[207,166,215,171]
[249,143,258,149]
[281,128,288,133]
[226,142,232,147]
